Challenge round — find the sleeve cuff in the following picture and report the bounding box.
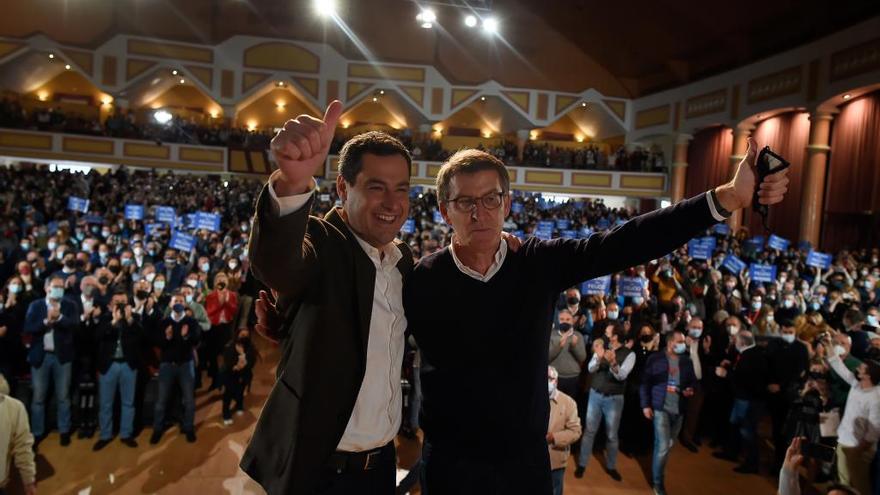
[706,190,731,222]
[268,170,318,217]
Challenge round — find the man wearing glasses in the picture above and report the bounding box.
[403,146,791,493]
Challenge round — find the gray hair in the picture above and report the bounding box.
[548,366,559,380]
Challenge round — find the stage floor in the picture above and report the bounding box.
[10,335,780,495]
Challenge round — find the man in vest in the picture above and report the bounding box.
[575,321,634,481]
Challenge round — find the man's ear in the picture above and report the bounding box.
[336,174,348,203]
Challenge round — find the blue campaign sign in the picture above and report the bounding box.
[768,234,790,251]
[806,251,833,269]
[722,255,747,274]
[433,210,445,224]
[512,230,525,239]
[146,223,163,238]
[537,220,554,232]
[84,214,104,224]
[561,230,577,239]
[556,219,571,230]
[535,229,552,241]
[169,230,196,252]
[409,186,423,199]
[67,196,89,213]
[578,227,593,239]
[156,206,176,224]
[401,219,416,234]
[745,237,764,252]
[749,263,778,283]
[581,275,611,296]
[124,204,145,221]
[620,277,646,297]
[195,212,221,232]
[511,202,524,214]
[688,241,712,260]
[182,214,197,229]
[596,218,610,230]
[712,223,731,235]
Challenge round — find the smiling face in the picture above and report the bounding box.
[337,152,411,248]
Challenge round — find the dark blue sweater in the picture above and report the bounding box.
[640,351,698,412]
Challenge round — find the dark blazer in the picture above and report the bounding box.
[640,351,699,411]
[732,346,769,401]
[95,314,144,374]
[23,296,80,366]
[240,186,412,495]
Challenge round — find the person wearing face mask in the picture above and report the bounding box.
[680,317,712,453]
[713,330,768,475]
[548,309,586,401]
[590,300,620,342]
[23,275,80,448]
[559,287,588,335]
[14,262,38,299]
[841,308,872,361]
[151,292,201,445]
[72,276,105,439]
[640,330,697,495]
[826,332,863,411]
[131,243,152,269]
[742,292,765,328]
[223,257,244,293]
[825,349,880,495]
[775,290,803,327]
[546,366,582,495]
[621,324,659,456]
[205,273,240,391]
[1,278,29,396]
[154,249,186,292]
[51,254,84,294]
[150,274,170,311]
[766,319,809,471]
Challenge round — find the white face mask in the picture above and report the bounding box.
[607,310,619,320]
[688,328,702,339]
[834,345,847,357]
[728,325,739,336]
[781,334,796,344]
[145,273,156,282]
[867,315,879,327]
[548,381,556,395]
[153,281,165,291]
[783,300,794,309]
[752,301,762,310]
[766,315,775,323]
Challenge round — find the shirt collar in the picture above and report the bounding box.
[346,224,403,268]
[448,235,507,283]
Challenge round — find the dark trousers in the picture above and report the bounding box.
[222,369,250,420]
[200,323,230,387]
[768,394,791,467]
[682,388,706,444]
[425,446,552,495]
[312,442,396,495]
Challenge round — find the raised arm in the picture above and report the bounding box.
[248,101,343,296]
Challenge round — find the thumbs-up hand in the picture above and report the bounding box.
[271,100,343,196]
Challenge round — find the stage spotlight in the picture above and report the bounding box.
[482,17,499,34]
[48,53,55,59]
[480,96,486,101]
[464,15,477,28]
[153,110,173,125]
[314,0,336,17]
[416,8,436,28]
[172,70,178,76]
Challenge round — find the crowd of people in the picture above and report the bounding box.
[0,165,266,492]
[1,97,664,172]
[0,159,877,494]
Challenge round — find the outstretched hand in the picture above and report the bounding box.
[721,137,790,211]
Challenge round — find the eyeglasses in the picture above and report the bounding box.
[446,191,506,213]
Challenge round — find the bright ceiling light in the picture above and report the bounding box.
[416,8,436,28]
[64,64,71,70]
[464,15,478,27]
[179,78,185,84]
[172,70,178,76]
[314,0,336,17]
[153,110,173,125]
[482,17,499,34]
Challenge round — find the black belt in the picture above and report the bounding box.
[326,442,392,473]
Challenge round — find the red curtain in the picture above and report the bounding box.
[743,112,810,240]
[685,126,733,199]
[822,91,880,252]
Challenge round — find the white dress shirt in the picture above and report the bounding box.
[271,174,407,452]
[588,348,636,381]
[448,236,507,283]
[828,356,880,448]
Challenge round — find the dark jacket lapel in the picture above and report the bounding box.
[324,207,375,355]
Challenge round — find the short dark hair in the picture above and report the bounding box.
[608,322,627,343]
[436,149,510,202]
[865,360,880,386]
[337,131,412,185]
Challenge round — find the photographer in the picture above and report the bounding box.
[93,290,143,451]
